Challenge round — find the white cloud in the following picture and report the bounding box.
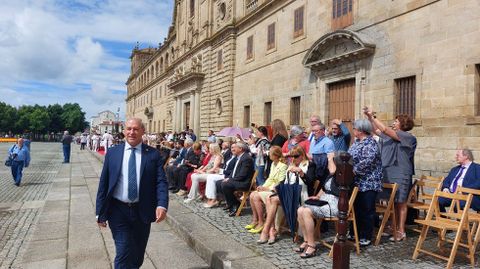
[0,0,173,119]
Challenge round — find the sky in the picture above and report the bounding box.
[0,0,174,120]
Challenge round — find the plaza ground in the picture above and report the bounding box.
[0,142,477,268]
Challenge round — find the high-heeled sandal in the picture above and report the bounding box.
[293,242,308,253]
[389,231,406,242]
[245,222,257,230]
[267,229,278,244]
[300,244,317,259]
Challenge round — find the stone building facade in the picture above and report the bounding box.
[126,0,480,175]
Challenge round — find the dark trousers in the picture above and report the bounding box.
[109,200,151,269]
[80,143,86,150]
[354,190,377,241]
[165,165,177,187]
[438,197,469,212]
[220,180,249,208]
[11,160,25,185]
[175,166,192,190]
[62,144,71,163]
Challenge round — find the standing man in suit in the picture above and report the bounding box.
[440,148,480,211]
[219,142,255,216]
[96,118,168,269]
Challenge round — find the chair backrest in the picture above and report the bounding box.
[248,170,258,191]
[380,182,398,204]
[456,186,480,213]
[420,175,444,183]
[427,190,473,224]
[413,177,442,202]
[347,187,359,217]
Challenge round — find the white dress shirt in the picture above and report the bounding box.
[452,161,472,191]
[113,142,142,203]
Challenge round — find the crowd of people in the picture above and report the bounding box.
[151,107,417,258]
[8,106,480,262]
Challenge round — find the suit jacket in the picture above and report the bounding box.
[442,162,480,210]
[182,149,201,170]
[230,153,255,188]
[222,149,232,164]
[96,143,169,224]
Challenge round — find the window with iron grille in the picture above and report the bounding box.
[247,36,254,60]
[332,0,353,30]
[190,0,195,17]
[264,102,272,125]
[217,50,223,71]
[476,64,480,116]
[395,76,416,118]
[290,97,301,125]
[294,6,304,38]
[267,23,275,50]
[244,106,251,128]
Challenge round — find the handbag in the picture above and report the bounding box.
[304,199,329,207]
[5,157,13,167]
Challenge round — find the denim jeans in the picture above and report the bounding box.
[255,165,266,186]
[11,160,25,185]
[63,144,71,163]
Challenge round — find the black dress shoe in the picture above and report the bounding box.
[228,206,238,217]
[168,186,176,191]
[172,189,180,193]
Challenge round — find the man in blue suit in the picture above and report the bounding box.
[440,149,480,212]
[96,118,169,269]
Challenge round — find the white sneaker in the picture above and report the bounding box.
[359,239,371,247]
[184,198,194,204]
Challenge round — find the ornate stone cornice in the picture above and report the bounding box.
[167,72,205,91]
[303,30,376,71]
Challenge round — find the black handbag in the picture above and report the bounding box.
[5,157,13,167]
[304,199,329,207]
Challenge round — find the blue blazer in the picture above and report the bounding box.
[96,143,169,224]
[442,162,480,211]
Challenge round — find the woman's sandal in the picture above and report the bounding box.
[389,231,406,242]
[300,244,317,259]
[293,242,308,253]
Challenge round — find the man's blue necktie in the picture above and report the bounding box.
[450,166,465,193]
[128,147,138,201]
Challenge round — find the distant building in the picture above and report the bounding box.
[90,110,124,134]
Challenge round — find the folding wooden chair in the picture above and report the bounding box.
[235,170,258,216]
[412,190,474,269]
[374,182,398,245]
[317,186,360,256]
[437,186,480,264]
[407,176,443,232]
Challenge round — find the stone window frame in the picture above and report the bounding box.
[293,6,305,39]
[243,105,251,128]
[394,76,416,119]
[290,96,301,125]
[217,49,224,71]
[267,22,276,51]
[264,101,272,125]
[332,0,353,30]
[246,35,254,61]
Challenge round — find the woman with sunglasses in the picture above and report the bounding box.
[257,146,316,244]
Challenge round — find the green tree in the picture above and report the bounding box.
[61,103,86,133]
[0,102,17,133]
[47,104,64,133]
[29,107,51,134]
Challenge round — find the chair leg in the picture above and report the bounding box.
[446,228,463,269]
[412,225,429,260]
[375,209,390,246]
[236,192,248,217]
[352,219,360,255]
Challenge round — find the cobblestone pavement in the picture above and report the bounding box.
[0,143,61,269]
[0,143,208,269]
[173,190,478,269]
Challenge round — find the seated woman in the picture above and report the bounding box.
[257,146,316,244]
[245,146,287,233]
[295,153,337,258]
[184,143,222,203]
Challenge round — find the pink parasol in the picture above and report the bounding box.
[217,127,252,140]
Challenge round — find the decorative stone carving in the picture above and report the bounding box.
[303,30,375,71]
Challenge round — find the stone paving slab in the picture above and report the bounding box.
[0,143,208,269]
